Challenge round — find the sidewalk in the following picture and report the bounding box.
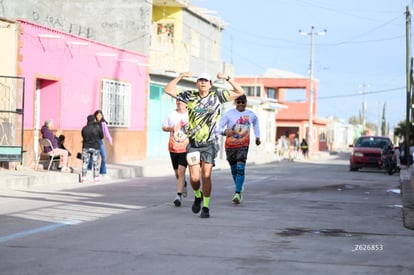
[0,151,334,189]
[0,157,232,188]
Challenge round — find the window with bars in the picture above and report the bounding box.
[101,79,131,127]
[242,85,261,97]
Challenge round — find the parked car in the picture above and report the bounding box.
[349,136,392,171]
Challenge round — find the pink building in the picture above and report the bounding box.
[16,20,149,167]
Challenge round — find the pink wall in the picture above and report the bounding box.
[18,20,148,131]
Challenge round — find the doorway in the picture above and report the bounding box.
[34,78,60,161]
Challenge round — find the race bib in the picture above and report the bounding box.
[187,151,201,166]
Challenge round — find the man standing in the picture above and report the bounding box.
[219,95,261,204]
[164,72,244,218]
[162,99,189,207]
[81,115,103,183]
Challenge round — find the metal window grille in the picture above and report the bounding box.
[242,86,261,97]
[101,79,131,127]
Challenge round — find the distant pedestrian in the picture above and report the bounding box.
[81,115,103,183]
[164,72,245,218]
[219,94,260,204]
[300,138,308,159]
[162,99,189,207]
[293,135,299,159]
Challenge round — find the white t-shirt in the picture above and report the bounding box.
[219,108,260,149]
[163,110,189,153]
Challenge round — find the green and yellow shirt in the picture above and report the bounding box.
[177,89,230,143]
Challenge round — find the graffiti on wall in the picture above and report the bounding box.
[101,20,148,32]
[31,6,150,41]
[32,10,94,39]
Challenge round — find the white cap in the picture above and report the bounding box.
[196,73,211,81]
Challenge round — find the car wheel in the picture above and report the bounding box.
[350,165,358,171]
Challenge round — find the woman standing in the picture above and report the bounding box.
[88,110,112,176]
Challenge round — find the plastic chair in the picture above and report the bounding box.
[35,138,61,171]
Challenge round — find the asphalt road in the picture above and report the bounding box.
[0,154,412,275]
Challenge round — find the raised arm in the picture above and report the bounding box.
[164,72,192,98]
[216,72,245,100]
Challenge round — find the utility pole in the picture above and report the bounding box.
[405,6,412,166]
[360,83,369,131]
[300,26,326,158]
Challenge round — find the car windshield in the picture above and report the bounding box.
[355,137,390,149]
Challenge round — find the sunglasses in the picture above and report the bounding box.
[236,100,246,104]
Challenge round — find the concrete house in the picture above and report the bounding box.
[0,18,24,169]
[1,0,228,160]
[1,18,149,168]
[236,69,328,153]
[1,0,297,167]
[148,1,227,158]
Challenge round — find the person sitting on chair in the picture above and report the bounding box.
[40,119,70,172]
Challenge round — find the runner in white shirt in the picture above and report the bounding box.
[162,99,189,207]
[219,95,261,204]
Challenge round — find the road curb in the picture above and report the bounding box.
[400,167,414,229]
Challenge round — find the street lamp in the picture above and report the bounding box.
[299,26,326,158]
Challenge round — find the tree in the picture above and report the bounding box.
[348,116,377,135]
[348,116,359,125]
[394,120,408,139]
[394,120,413,165]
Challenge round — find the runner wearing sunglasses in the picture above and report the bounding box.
[219,94,261,204]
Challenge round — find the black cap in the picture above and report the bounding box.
[236,94,247,101]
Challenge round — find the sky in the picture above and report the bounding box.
[192,0,413,129]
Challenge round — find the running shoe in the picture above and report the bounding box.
[173,195,182,207]
[232,193,242,204]
[94,177,101,184]
[81,176,87,183]
[192,197,202,213]
[200,207,210,218]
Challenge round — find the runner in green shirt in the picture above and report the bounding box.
[164,72,245,218]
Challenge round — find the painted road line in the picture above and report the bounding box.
[0,220,81,243]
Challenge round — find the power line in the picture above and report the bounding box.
[317,86,404,100]
[220,12,405,49]
[329,13,404,46]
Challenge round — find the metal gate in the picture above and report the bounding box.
[0,76,25,165]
